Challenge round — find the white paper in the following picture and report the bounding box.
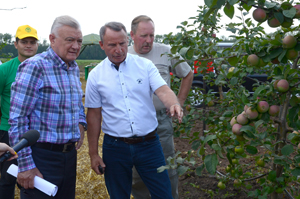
[7,164,58,196]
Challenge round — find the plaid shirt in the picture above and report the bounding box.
[9,47,86,172]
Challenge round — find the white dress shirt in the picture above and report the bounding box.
[85,53,167,137]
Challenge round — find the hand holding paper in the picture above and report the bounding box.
[7,164,58,196]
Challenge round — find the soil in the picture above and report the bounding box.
[173,108,262,199]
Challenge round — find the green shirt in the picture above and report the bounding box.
[0,57,20,131]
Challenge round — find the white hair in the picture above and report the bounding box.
[50,15,81,36]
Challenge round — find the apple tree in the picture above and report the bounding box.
[158,1,300,198]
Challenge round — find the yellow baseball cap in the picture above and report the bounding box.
[16,25,38,40]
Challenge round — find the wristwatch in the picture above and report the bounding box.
[79,122,88,131]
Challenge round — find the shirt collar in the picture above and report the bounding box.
[108,55,128,70]
[47,47,78,70]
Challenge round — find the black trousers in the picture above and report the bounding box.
[19,144,77,199]
[0,130,17,199]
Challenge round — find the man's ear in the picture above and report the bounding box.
[14,41,18,50]
[99,41,104,50]
[130,31,134,40]
[49,34,55,44]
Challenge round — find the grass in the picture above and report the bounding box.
[76,59,101,72]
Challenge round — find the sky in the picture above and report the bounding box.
[0,0,204,42]
[0,0,299,43]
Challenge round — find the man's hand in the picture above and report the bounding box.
[76,124,85,150]
[0,143,18,161]
[90,154,106,175]
[17,167,43,189]
[169,103,183,123]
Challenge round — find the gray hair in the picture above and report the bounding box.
[50,15,81,36]
[131,15,154,34]
[99,22,127,42]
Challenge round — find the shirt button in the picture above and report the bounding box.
[125,96,127,98]
[129,109,130,111]
[132,122,134,124]
[122,83,124,85]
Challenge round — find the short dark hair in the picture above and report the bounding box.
[131,15,153,34]
[16,37,20,43]
[99,22,127,42]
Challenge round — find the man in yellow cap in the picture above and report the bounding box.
[0,25,38,199]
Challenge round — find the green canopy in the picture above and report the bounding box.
[79,33,100,55]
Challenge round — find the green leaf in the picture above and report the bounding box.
[242,3,251,12]
[179,47,190,57]
[211,144,221,151]
[228,0,239,5]
[191,140,201,150]
[173,60,186,68]
[291,168,300,177]
[186,48,194,60]
[203,135,217,144]
[289,106,300,123]
[198,146,205,156]
[269,48,283,59]
[241,93,249,104]
[245,145,258,154]
[240,126,255,138]
[170,46,178,54]
[283,7,297,18]
[223,111,233,117]
[265,2,277,9]
[157,165,169,173]
[204,0,217,7]
[267,170,277,181]
[295,43,300,51]
[255,120,264,129]
[204,154,218,175]
[290,95,299,107]
[177,165,189,176]
[281,2,293,10]
[195,164,205,176]
[281,144,294,156]
[253,85,265,99]
[181,21,188,26]
[274,12,284,23]
[224,3,234,19]
[228,56,238,66]
[230,77,238,85]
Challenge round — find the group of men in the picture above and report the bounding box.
[0,14,193,199]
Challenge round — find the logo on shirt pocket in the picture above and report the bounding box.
[137,79,143,84]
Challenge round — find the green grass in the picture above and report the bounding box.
[76,59,101,72]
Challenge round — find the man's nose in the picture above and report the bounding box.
[115,45,122,53]
[146,36,152,43]
[72,41,81,49]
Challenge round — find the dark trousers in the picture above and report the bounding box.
[103,133,173,199]
[19,144,77,199]
[0,130,17,199]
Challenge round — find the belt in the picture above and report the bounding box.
[33,142,75,153]
[107,129,157,144]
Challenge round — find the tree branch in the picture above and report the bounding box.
[0,7,26,11]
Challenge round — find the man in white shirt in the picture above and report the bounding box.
[85,21,183,199]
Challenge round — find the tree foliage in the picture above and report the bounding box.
[159,1,300,198]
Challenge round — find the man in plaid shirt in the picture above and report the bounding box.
[8,15,87,199]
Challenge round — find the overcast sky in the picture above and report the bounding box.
[0,0,204,42]
[1,0,299,43]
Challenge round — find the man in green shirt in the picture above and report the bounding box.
[0,25,38,199]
